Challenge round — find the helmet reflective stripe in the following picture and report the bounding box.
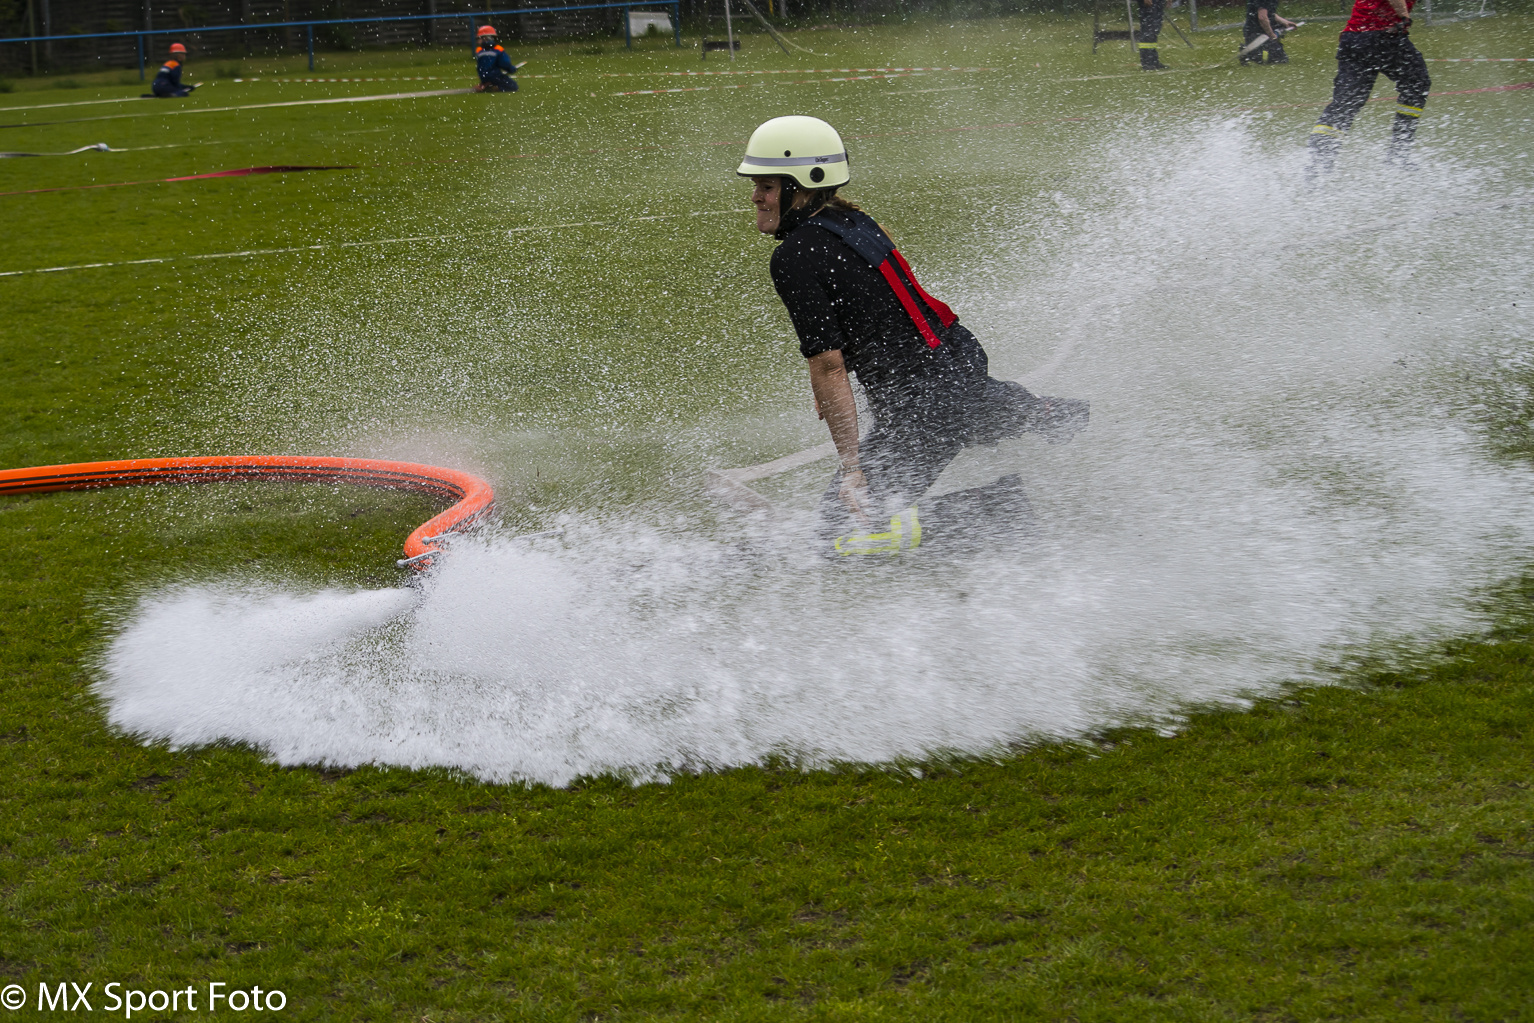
[737,115,851,189]
[743,153,847,168]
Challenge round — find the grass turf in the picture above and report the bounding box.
[2,11,1533,1019]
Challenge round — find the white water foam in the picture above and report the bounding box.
[99,120,1534,785]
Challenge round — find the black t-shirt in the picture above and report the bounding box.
[768,207,990,418]
[1244,0,1278,35]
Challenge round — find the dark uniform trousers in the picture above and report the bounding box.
[817,331,1084,539]
[480,70,518,92]
[1310,30,1430,165]
[1137,0,1168,69]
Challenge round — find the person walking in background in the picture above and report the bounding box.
[1136,0,1170,70]
[150,43,195,98]
[1241,0,1297,64]
[1308,0,1429,173]
[473,25,521,93]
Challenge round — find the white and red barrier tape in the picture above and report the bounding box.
[603,66,989,76]
[237,74,558,82]
[615,71,947,95]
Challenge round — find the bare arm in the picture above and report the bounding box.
[1258,8,1275,35]
[1387,0,1411,21]
[806,349,872,526]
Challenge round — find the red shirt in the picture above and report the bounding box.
[1345,0,1413,31]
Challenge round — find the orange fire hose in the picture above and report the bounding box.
[0,456,494,569]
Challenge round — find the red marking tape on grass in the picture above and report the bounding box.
[167,165,355,181]
[0,456,494,569]
[1430,81,1534,94]
[0,165,355,197]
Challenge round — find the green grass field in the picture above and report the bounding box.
[3,11,1533,1019]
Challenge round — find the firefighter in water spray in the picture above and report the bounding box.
[150,43,196,98]
[1307,0,1430,172]
[473,25,520,92]
[739,116,1088,555]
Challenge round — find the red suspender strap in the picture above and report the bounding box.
[879,260,944,349]
[889,249,957,327]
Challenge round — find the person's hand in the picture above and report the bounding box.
[838,468,873,528]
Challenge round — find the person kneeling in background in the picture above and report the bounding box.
[150,43,196,98]
[473,25,521,93]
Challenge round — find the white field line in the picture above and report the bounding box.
[1053,65,1227,82]
[243,75,448,82]
[2,88,476,127]
[3,139,248,156]
[1,143,112,157]
[1425,57,1533,61]
[0,95,150,112]
[0,209,744,278]
[235,74,559,82]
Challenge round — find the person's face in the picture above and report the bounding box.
[751,176,783,235]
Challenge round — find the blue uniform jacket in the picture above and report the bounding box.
[476,44,514,81]
[153,59,183,89]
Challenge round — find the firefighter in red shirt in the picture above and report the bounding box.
[1307,0,1429,174]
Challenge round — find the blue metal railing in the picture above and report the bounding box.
[0,1,683,80]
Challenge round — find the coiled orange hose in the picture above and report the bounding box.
[0,456,494,569]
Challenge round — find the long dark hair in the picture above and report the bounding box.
[774,183,861,239]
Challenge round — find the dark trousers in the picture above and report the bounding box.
[479,71,518,92]
[1240,30,1288,64]
[1137,0,1167,67]
[1310,31,1430,161]
[151,83,193,98]
[817,378,1082,537]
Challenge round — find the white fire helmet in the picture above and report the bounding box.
[736,115,850,189]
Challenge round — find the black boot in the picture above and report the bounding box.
[1306,126,1342,183]
[1385,110,1421,169]
[1139,45,1168,70]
